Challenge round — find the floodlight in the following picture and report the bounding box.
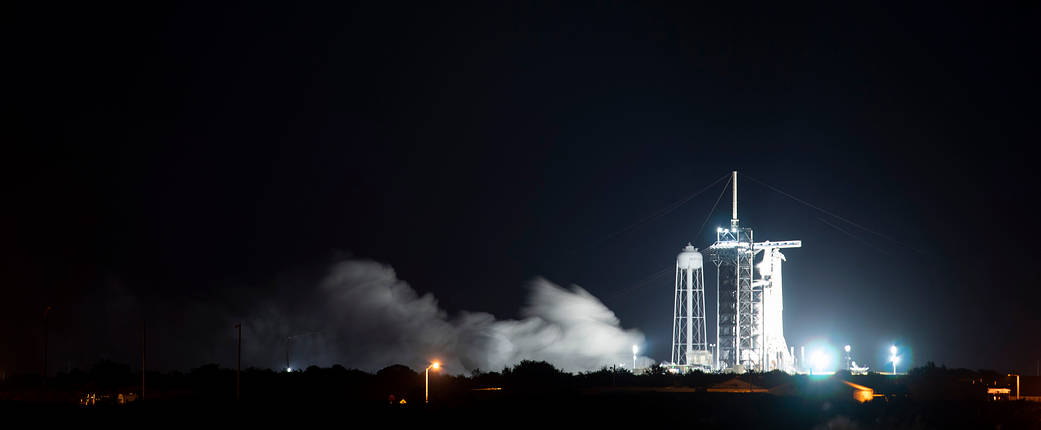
[811,351,828,372]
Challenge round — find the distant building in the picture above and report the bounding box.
[987,388,1012,401]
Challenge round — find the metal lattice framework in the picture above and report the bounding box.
[708,226,760,370]
[736,227,759,368]
[671,244,709,369]
[704,172,800,372]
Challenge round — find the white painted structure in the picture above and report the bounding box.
[754,243,799,372]
[671,244,710,370]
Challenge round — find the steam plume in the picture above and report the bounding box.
[245,259,648,373]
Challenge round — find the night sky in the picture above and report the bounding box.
[6,3,1040,374]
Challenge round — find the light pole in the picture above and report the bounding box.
[712,253,722,371]
[425,361,440,404]
[285,336,292,372]
[889,345,899,375]
[284,331,319,372]
[709,344,716,372]
[811,351,826,375]
[1009,373,1020,400]
[632,345,638,373]
[844,345,851,371]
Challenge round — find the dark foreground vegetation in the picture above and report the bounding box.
[2,361,1039,428]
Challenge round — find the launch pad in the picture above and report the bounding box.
[670,171,800,373]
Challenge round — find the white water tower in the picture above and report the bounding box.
[671,244,710,370]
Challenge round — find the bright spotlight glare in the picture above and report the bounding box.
[890,345,897,355]
[844,345,851,353]
[811,351,828,371]
[632,345,638,354]
[432,362,440,369]
[286,367,292,372]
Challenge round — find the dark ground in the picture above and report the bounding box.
[2,361,1039,429]
[4,391,1040,429]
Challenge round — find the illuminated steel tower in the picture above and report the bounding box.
[671,244,710,370]
[706,171,799,372]
[706,171,755,370]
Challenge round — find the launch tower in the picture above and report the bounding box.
[704,171,800,372]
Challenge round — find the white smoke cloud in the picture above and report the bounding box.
[284,259,649,373]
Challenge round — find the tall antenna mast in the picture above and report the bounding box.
[730,170,739,231]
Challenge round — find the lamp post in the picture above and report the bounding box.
[285,336,291,372]
[284,331,319,372]
[889,345,899,375]
[844,345,851,371]
[425,361,440,404]
[811,351,826,375]
[709,344,716,372]
[1008,373,1020,400]
[632,345,638,373]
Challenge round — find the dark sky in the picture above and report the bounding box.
[5,2,1040,374]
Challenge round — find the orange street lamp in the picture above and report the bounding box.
[425,361,440,404]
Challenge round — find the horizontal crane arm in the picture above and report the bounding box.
[753,240,801,249]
